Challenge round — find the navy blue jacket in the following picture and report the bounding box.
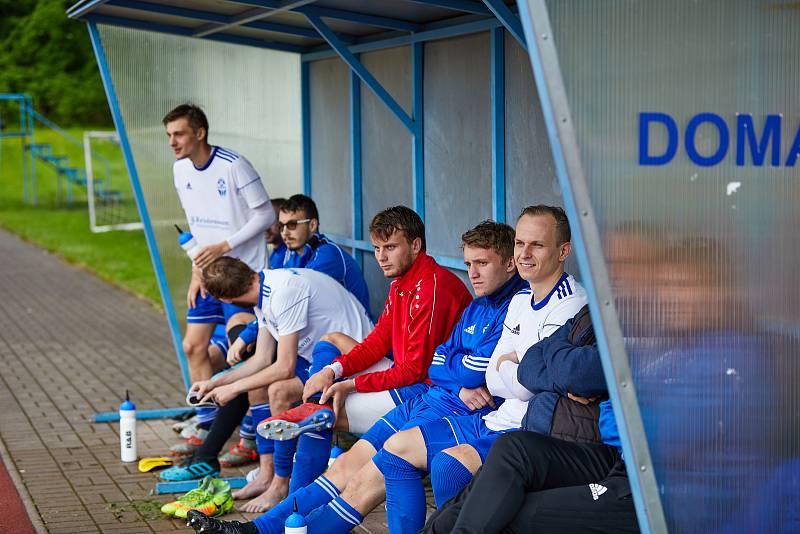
[517,319,607,434]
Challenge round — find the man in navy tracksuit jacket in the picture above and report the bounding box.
[423,308,640,534]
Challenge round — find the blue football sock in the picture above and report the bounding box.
[289,429,333,492]
[304,495,363,534]
[376,449,427,534]
[309,340,341,375]
[195,406,218,430]
[273,437,297,478]
[250,403,273,455]
[253,475,341,534]
[430,452,474,507]
[239,414,255,440]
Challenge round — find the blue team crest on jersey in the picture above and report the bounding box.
[186,181,192,190]
[217,178,227,197]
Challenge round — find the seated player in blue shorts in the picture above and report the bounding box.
[183,220,525,534]
[160,259,373,485]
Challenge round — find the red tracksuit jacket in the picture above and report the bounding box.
[335,251,472,393]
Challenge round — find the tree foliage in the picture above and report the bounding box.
[0,0,112,126]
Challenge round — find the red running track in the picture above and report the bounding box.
[0,456,36,534]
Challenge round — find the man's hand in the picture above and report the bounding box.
[319,379,355,406]
[459,385,496,411]
[210,383,241,406]
[191,380,215,401]
[303,368,336,403]
[187,266,207,308]
[567,392,600,405]
[227,337,248,366]
[194,241,231,269]
[495,351,519,371]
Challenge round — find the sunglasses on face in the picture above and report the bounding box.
[278,218,311,232]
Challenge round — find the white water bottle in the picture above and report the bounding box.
[176,225,202,260]
[284,498,307,534]
[119,391,137,463]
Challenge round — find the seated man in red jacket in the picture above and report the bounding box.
[237,206,471,513]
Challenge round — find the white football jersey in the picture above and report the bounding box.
[254,268,373,363]
[483,273,588,431]
[174,146,270,270]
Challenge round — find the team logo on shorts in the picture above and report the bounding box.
[217,178,227,197]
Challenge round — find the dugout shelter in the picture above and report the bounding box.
[68,1,800,532]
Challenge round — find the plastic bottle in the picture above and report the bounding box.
[119,390,137,463]
[285,498,307,534]
[175,224,202,260]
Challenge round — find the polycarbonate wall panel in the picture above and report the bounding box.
[544,2,800,530]
[361,46,413,235]
[503,32,578,278]
[98,25,301,328]
[362,254,391,319]
[309,58,351,237]
[504,32,559,219]
[423,33,492,259]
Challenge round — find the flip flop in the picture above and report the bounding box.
[138,457,174,473]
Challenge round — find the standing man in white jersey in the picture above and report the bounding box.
[163,104,275,398]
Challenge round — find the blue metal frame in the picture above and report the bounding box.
[482,0,527,50]
[411,42,425,219]
[301,61,312,196]
[105,0,341,41]
[516,1,666,531]
[490,27,505,222]
[228,0,422,32]
[87,21,192,391]
[66,0,112,19]
[406,0,491,14]
[303,16,503,61]
[350,63,364,270]
[306,13,415,133]
[93,407,195,423]
[85,14,307,54]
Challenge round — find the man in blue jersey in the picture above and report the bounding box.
[185,220,526,534]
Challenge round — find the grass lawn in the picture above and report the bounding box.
[0,127,161,306]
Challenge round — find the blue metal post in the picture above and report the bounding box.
[490,27,506,222]
[350,64,364,270]
[28,98,37,206]
[20,98,28,203]
[301,61,311,196]
[87,21,192,390]
[411,42,425,220]
[482,0,527,50]
[305,13,415,134]
[516,1,666,531]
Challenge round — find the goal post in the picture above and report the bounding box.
[83,130,143,233]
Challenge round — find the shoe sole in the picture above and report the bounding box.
[256,409,334,441]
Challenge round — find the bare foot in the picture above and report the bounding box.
[237,476,290,513]
[233,468,274,500]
